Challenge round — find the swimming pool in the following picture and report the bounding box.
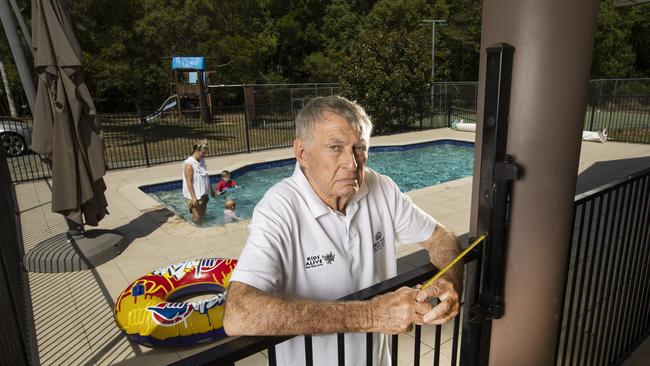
[141,140,474,227]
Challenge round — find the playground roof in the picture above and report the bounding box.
[171,57,205,70]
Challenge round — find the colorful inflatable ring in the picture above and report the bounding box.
[114,258,237,347]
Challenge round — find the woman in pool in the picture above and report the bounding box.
[182,140,215,221]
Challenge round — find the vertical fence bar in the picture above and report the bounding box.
[584,192,612,366]
[138,114,151,167]
[576,195,604,364]
[451,313,461,365]
[268,345,277,366]
[413,325,421,366]
[560,203,586,366]
[337,333,345,366]
[588,102,596,131]
[391,334,398,366]
[432,323,441,366]
[366,333,373,366]
[244,108,251,153]
[595,187,624,365]
[608,182,639,362]
[617,177,649,360]
[304,335,313,366]
[603,184,635,364]
[618,178,645,357]
[631,177,650,340]
[568,198,595,366]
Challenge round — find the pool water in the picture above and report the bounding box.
[145,141,474,227]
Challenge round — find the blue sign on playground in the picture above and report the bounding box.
[171,57,205,70]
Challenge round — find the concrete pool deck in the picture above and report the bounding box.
[15,128,650,365]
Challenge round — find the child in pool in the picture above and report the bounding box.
[224,199,243,223]
[216,170,238,194]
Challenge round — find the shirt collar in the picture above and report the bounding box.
[291,162,369,218]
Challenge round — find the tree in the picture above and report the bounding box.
[341,28,431,132]
[591,0,636,78]
[301,0,362,81]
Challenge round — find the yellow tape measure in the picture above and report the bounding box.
[421,233,488,290]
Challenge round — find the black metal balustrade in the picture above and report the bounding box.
[556,167,650,366]
[171,256,472,366]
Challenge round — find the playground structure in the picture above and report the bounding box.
[143,57,213,123]
[169,57,213,123]
[170,57,212,123]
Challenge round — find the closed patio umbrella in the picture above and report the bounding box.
[26,0,124,273]
[31,0,107,230]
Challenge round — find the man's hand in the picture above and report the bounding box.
[416,223,463,325]
[415,278,460,325]
[368,287,433,334]
[190,196,198,207]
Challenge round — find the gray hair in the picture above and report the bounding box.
[295,96,373,145]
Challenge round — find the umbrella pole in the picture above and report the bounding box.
[0,0,35,113]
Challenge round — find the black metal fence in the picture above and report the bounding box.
[450,106,478,124]
[6,95,472,183]
[171,256,471,366]
[555,167,650,366]
[585,95,650,144]
[5,79,650,183]
[0,148,32,365]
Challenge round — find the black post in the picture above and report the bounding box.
[447,93,452,127]
[588,99,596,131]
[461,43,518,366]
[244,112,252,153]
[138,113,151,167]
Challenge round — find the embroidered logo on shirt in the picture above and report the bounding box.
[305,251,336,269]
[323,251,335,264]
[373,231,385,253]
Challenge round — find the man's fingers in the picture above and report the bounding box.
[423,300,452,323]
[416,283,444,302]
[414,300,433,315]
[430,306,460,325]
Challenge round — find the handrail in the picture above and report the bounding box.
[574,166,650,204]
[171,260,442,365]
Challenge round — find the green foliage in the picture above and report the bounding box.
[341,27,431,132]
[591,0,636,78]
[0,0,647,115]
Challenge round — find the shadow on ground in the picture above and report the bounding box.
[576,156,650,195]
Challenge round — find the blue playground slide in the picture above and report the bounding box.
[143,95,178,122]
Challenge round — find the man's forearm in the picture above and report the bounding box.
[425,225,463,289]
[223,282,374,336]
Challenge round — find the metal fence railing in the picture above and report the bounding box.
[5,80,650,183]
[0,148,32,366]
[585,95,650,144]
[450,106,478,124]
[170,254,471,366]
[555,167,650,366]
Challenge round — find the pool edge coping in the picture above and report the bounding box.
[118,135,476,224]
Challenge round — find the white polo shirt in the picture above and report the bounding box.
[230,163,437,366]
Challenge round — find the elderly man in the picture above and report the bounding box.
[223,96,462,365]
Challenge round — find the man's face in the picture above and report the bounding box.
[295,111,368,208]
